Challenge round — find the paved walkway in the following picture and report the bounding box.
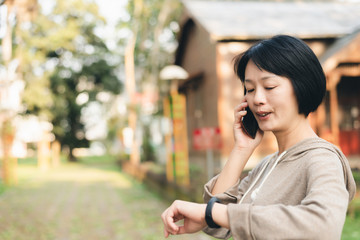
[0,160,214,240]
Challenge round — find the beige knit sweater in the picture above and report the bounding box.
[203,137,356,240]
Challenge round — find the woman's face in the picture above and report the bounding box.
[244,60,302,134]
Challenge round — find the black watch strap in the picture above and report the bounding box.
[205,197,221,228]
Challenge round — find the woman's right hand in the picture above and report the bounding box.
[233,100,263,150]
[211,99,264,195]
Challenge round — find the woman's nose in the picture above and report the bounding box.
[253,88,266,105]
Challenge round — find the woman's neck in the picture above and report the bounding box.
[274,117,318,154]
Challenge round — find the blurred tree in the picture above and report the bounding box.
[0,0,38,185]
[122,0,182,87]
[19,0,123,161]
[119,0,182,163]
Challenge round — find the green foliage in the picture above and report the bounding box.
[120,0,183,87]
[18,0,123,160]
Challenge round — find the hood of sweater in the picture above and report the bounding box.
[279,137,356,201]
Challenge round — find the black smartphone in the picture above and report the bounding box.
[241,106,259,139]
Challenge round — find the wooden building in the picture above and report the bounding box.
[175,1,360,169]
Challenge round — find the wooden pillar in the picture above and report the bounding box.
[328,73,340,146]
[329,86,339,146]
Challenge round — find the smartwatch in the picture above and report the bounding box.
[205,197,221,228]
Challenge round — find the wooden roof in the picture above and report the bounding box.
[320,29,360,72]
[183,1,360,41]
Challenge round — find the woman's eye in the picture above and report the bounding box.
[246,89,254,93]
[265,86,276,90]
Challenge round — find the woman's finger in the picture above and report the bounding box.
[162,207,180,236]
[166,214,180,234]
[234,109,247,123]
[234,101,248,113]
[164,228,169,238]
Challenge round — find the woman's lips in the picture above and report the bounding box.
[256,111,271,120]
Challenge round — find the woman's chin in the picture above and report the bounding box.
[258,125,273,132]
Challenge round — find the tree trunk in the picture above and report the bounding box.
[1,119,16,185]
[51,140,61,167]
[1,3,15,185]
[68,146,77,162]
[124,0,143,165]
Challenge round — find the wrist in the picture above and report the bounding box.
[212,202,229,229]
[232,143,256,152]
[229,147,253,162]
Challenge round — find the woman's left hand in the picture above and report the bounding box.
[161,200,207,237]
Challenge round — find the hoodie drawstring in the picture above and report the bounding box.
[239,151,287,204]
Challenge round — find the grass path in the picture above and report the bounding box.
[0,158,213,240]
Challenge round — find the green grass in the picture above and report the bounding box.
[76,154,121,173]
[0,182,6,195]
[76,154,118,164]
[352,170,360,185]
[17,157,38,165]
[342,216,360,240]
[342,175,360,240]
[1,156,359,239]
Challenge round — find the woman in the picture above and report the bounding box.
[161,35,356,239]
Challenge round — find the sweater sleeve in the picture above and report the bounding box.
[227,151,349,240]
[202,161,266,239]
[202,174,240,239]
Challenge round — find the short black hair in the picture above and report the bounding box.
[233,35,326,117]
